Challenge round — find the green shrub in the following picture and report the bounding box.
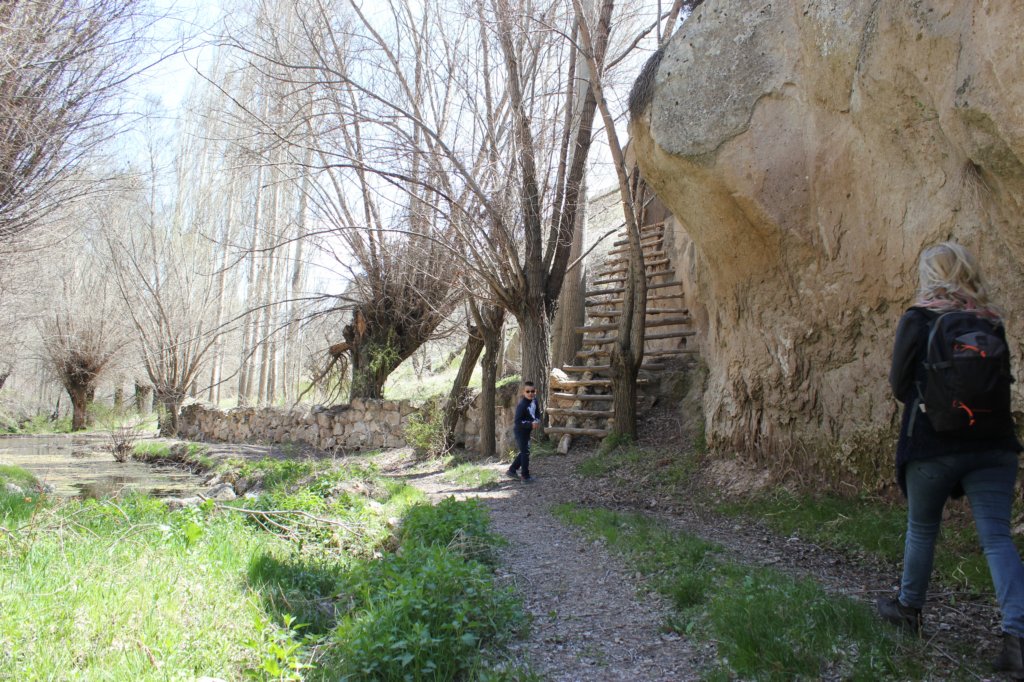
[399,497,496,561]
[403,402,448,457]
[324,544,521,681]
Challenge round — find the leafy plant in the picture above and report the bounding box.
[244,614,312,681]
[403,401,448,457]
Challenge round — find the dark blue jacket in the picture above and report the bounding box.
[890,307,1021,495]
[513,397,541,433]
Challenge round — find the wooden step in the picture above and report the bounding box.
[608,240,664,255]
[620,222,665,236]
[586,280,683,298]
[586,293,682,307]
[545,426,610,438]
[561,363,667,373]
[592,270,676,287]
[577,316,691,334]
[582,330,697,346]
[546,407,614,418]
[601,255,668,270]
[577,347,699,359]
[550,392,614,401]
[596,259,671,277]
[613,234,664,248]
[553,378,651,389]
[589,307,689,318]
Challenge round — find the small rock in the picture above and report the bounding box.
[204,474,221,487]
[206,483,236,501]
[4,482,23,495]
[165,496,202,510]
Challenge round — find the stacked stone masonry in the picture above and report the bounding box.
[178,393,515,453]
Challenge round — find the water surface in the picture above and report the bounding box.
[0,434,205,498]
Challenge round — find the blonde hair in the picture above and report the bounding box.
[916,241,1000,318]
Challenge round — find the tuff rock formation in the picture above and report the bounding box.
[632,0,1024,488]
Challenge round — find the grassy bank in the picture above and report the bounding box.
[0,455,526,680]
[717,491,994,595]
[553,504,943,680]
[585,440,997,596]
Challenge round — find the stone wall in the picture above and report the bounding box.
[178,385,519,454]
[633,0,1024,488]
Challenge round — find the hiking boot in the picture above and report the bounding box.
[993,632,1024,679]
[505,469,519,479]
[522,475,534,483]
[875,597,922,634]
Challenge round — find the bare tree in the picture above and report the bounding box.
[0,0,149,249]
[39,243,129,431]
[106,109,227,435]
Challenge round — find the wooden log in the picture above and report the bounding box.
[586,280,683,297]
[589,307,689,318]
[577,348,699,359]
[582,330,697,346]
[586,293,682,307]
[550,392,614,401]
[591,270,676,287]
[546,408,615,418]
[561,364,666,373]
[545,426,610,437]
[577,316,691,334]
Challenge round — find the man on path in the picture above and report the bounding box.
[507,381,541,482]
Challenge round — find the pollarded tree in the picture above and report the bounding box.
[39,245,129,431]
[219,0,463,401]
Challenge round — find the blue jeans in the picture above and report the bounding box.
[900,450,1024,635]
[510,427,531,478]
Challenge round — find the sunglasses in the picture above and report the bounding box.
[524,390,536,394]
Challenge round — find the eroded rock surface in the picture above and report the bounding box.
[633,0,1024,487]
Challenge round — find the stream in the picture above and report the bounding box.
[0,434,205,498]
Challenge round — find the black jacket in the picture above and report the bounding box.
[890,307,1021,495]
[513,397,541,433]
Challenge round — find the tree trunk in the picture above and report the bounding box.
[134,382,153,413]
[477,306,505,458]
[68,383,89,431]
[155,389,181,437]
[0,370,9,392]
[550,177,588,368]
[442,327,486,449]
[517,304,550,424]
[113,383,124,411]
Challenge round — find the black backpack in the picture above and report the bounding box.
[914,310,1013,436]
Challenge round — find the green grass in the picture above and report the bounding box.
[0,455,526,680]
[441,463,500,489]
[132,441,217,471]
[0,465,44,522]
[717,491,994,595]
[576,441,696,487]
[553,504,945,681]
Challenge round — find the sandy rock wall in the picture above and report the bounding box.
[633,0,1024,487]
[178,393,516,455]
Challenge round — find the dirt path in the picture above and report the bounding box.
[396,458,708,681]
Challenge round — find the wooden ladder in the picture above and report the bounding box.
[547,221,698,452]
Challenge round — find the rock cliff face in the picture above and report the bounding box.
[632,0,1024,487]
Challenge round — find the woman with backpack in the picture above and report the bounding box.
[878,242,1024,676]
